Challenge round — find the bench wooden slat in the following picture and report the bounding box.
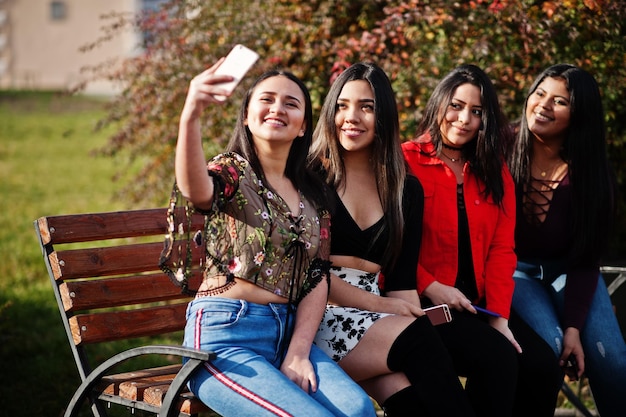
[51,241,204,280]
[52,242,167,280]
[38,208,204,245]
[59,272,201,312]
[119,372,178,400]
[99,364,182,396]
[98,365,209,414]
[69,303,188,345]
[145,385,209,415]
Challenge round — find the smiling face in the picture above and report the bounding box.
[525,76,571,144]
[440,83,483,147]
[244,75,307,146]
[334,80,376,154]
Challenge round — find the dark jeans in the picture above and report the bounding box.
[513,261,626,417]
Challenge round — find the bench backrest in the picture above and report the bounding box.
[35,208,204,380]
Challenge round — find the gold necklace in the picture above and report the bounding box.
[534,160,564,178]
[441,151,463,163]
[534,162,550,177]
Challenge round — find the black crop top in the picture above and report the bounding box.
[331,193,387,265]
[330,175,424,291]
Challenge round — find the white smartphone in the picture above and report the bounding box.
[424,304,453,326]
[213,44,260,101]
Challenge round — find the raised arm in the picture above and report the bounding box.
[176,60,233,211]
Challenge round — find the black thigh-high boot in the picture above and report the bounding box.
[381,386,425,417]
[386,315,475,417]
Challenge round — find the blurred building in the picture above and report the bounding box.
[0,0,164,94]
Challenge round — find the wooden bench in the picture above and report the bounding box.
[34,208,218,417]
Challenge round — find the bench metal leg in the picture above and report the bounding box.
[560,381,595,417]
[160,358,206,417]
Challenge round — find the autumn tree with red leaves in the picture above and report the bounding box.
[80,0,626,257]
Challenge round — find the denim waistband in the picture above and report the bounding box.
[187,296,293,316]
[516,259,567,284]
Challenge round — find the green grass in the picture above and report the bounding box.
[0,91,141,416]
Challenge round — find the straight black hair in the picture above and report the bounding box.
[508,63,615,262]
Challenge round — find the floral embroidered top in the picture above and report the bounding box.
[161,152,330,304]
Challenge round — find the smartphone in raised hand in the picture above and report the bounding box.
[213,44,259,101]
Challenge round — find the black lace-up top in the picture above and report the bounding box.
[515,172,601,330]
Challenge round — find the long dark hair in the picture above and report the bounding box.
[227,69,328,209]
[416,64,512,205]
[309,61,406,271]
[508,64,615,262]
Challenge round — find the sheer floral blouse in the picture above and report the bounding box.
[161,152,330,304]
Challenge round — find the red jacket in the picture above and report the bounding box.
[402,139,516,318]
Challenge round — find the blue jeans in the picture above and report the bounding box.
[512,261,626,417]
[182,297,376,417]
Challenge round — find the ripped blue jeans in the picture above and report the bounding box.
[512,261,626,417]
[182,297,376,417]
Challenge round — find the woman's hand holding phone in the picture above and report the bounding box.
[424,304,453,325]
[212,44,259,101]
[182,44,259,117]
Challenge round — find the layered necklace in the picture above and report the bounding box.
[441,141,464,163]
[441,151,463,163]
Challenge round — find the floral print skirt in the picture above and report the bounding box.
[314,266,391,362]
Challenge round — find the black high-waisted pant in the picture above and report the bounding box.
[434,309,561,417]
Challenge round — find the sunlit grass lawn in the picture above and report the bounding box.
[0,91,143,416]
